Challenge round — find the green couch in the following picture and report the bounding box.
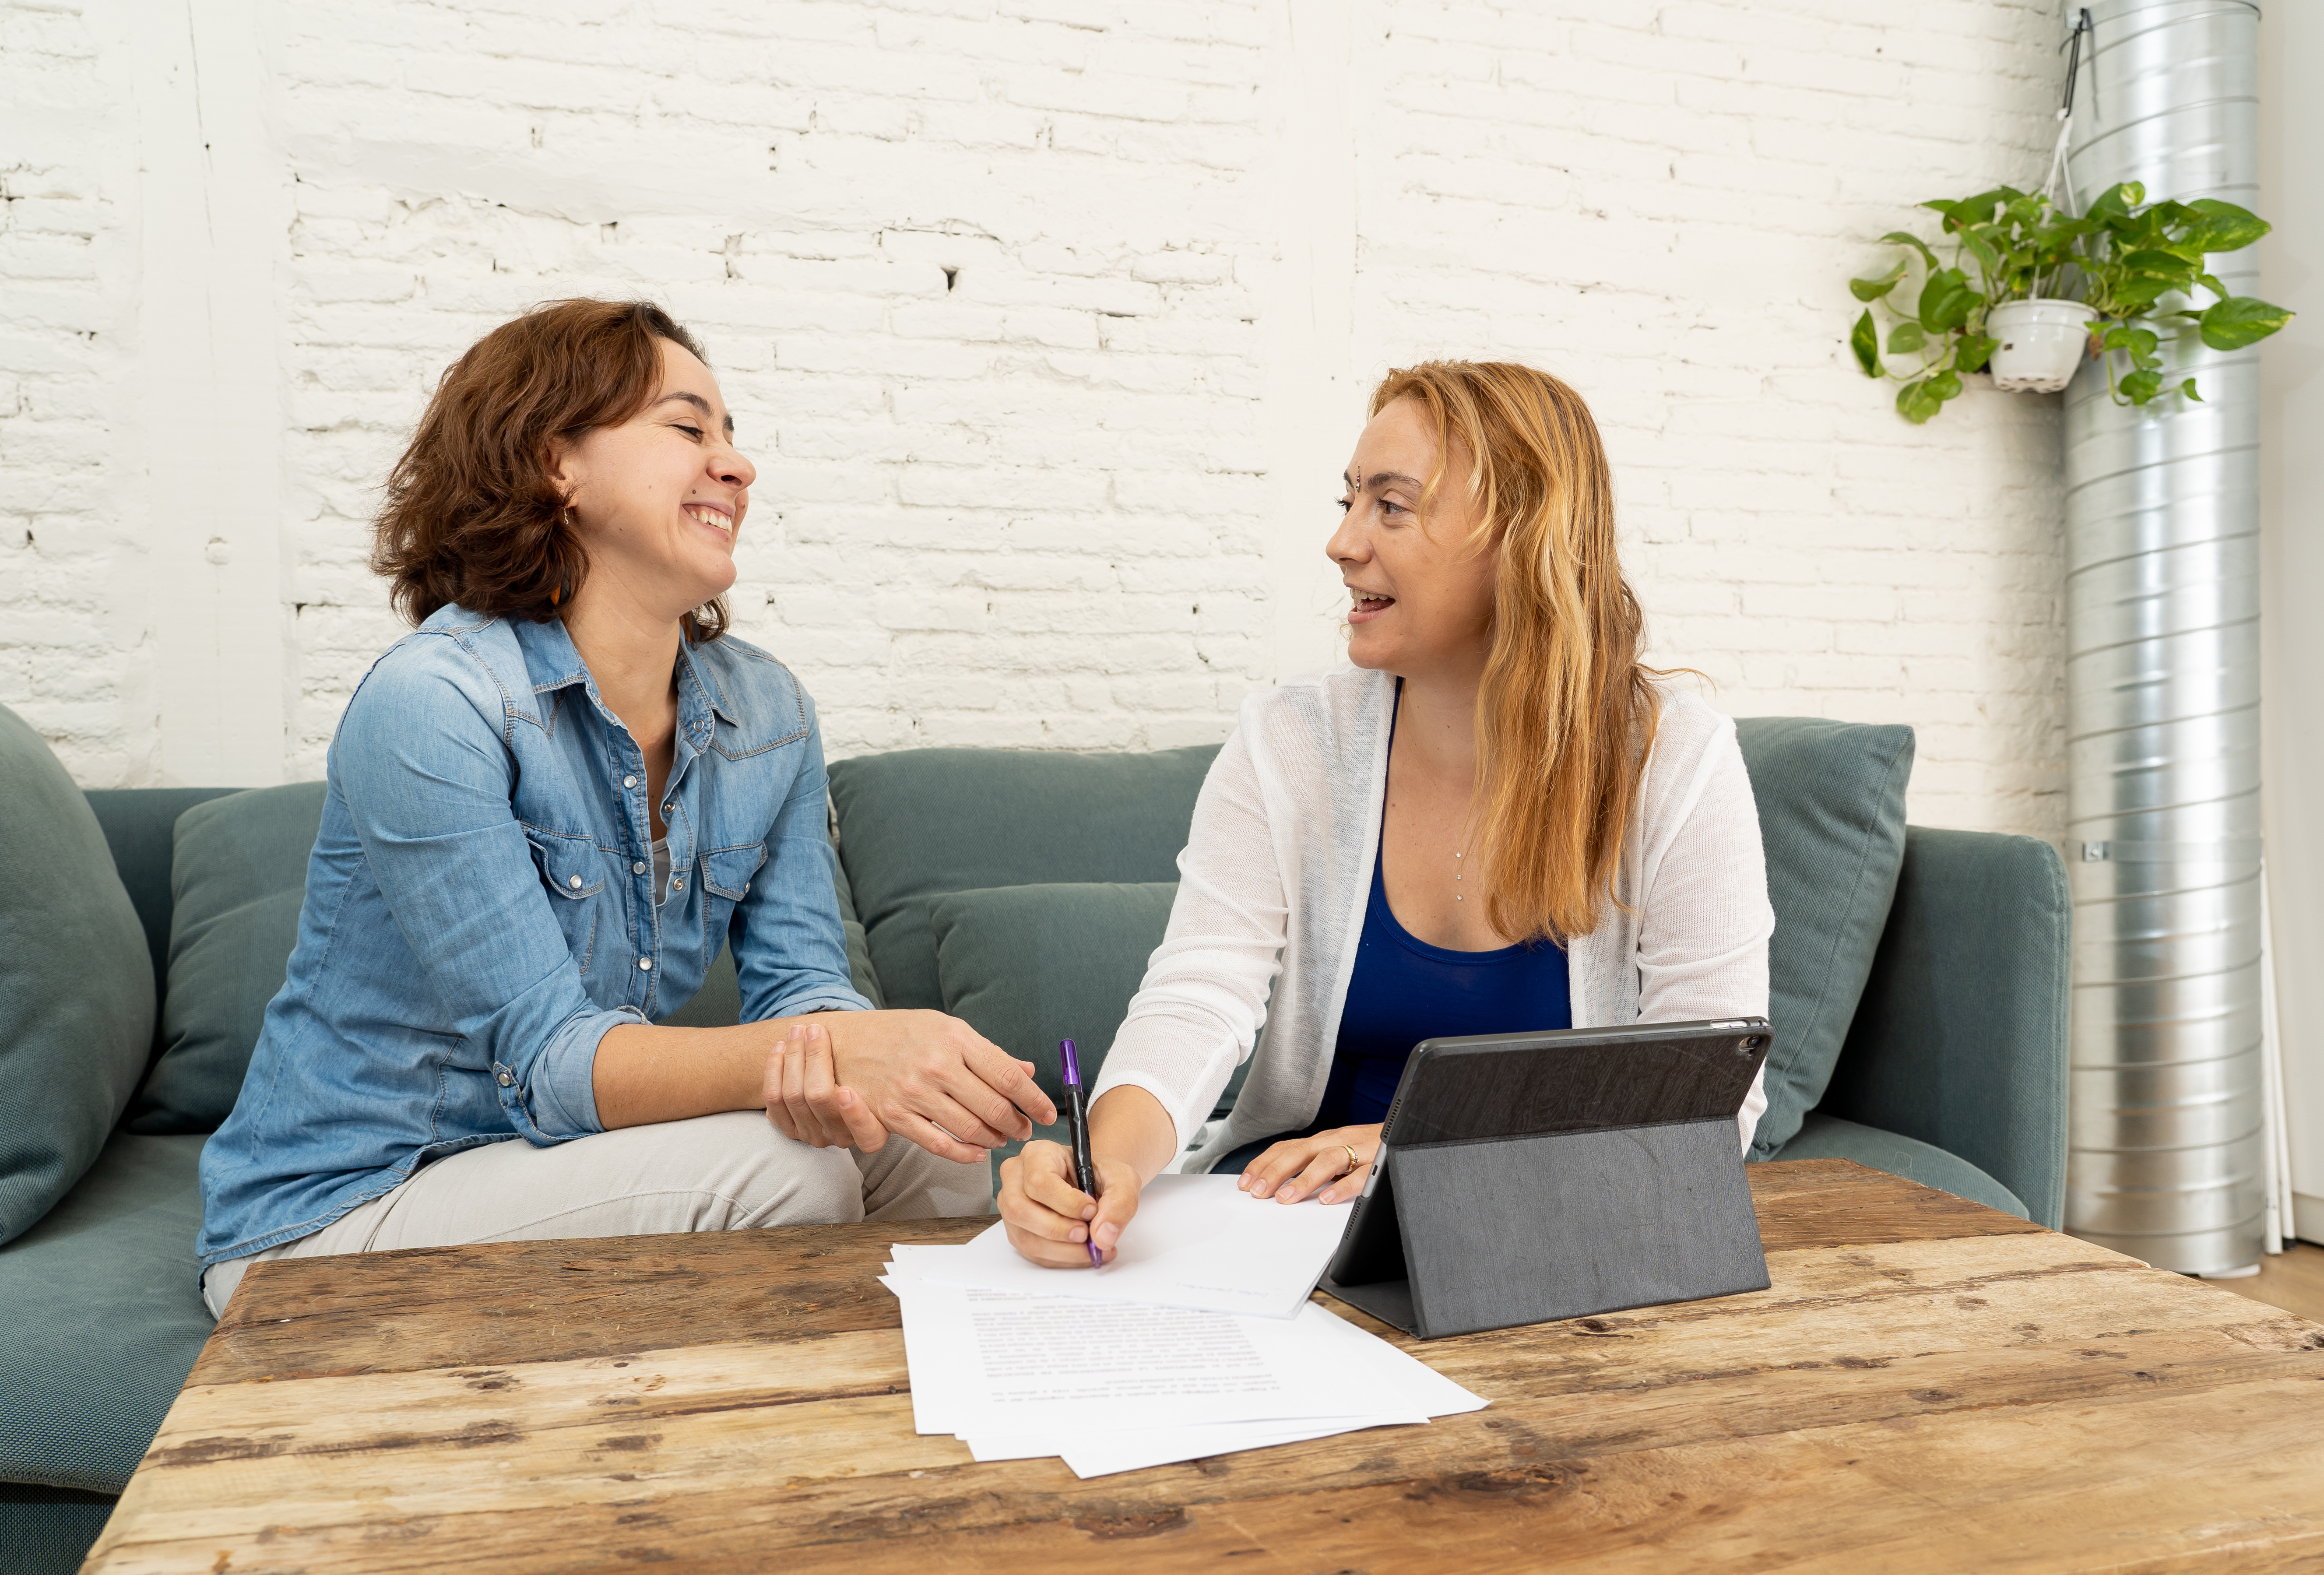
[0,714,2069,1573]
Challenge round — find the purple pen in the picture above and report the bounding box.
[1060,1040,1103,1267]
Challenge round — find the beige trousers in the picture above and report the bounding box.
[200,1111,991,1318]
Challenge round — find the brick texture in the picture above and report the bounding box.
[3,0,2068,837]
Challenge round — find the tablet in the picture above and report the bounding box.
[1324,1017,1772,1323]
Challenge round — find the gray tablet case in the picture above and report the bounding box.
[1321,1019,1773,1339]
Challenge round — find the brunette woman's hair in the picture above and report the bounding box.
[1368,360,1660,944]
[373,298,729,639]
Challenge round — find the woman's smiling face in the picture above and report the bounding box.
[1325,396,1496,679]
[552,336,756,622]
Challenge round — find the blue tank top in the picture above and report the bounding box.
[1316,701,1574,1128]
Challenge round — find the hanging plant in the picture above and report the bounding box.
[1848,181,2293,424]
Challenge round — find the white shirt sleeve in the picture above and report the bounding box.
[1090,722,1290,1154]
[1632,714,1777,1151]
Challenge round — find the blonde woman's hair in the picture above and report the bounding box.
[1368,360,1659,944]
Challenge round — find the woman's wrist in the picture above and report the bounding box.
[1088,1085,1178,1184]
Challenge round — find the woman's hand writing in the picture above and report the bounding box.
[1238,1124,1381,1205]
[998,1139,1143,1267]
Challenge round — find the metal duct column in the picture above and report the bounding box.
[2062,0,2265,1273]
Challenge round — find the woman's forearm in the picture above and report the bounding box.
[591,1020,784,1129]
[1089,1084,1181,1183]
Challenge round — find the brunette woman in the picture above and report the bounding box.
[197,300,1053,1315]
[995,360,1773,1264]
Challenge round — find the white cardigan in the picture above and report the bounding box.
[1091,665,1775,1172]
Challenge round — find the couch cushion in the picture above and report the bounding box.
[0,1132,211,1492]
[0,1486,117,1575]
[127,783,326,1135]
[1733,717,1914,1160]
[1824,826,2071,1228]
[82,788,243,1065]
[1770,1111,2028,1220]
[0,705,158,1244]
[931,881,1230,1178]
[829,745,1219,1013]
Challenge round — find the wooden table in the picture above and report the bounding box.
[86,1160,2324,1573]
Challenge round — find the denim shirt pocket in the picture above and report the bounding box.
[525,828,608,975]
[697,843,766,962]
[700,844,767,901]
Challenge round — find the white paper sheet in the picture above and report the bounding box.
[881,1228,1488,1478]
[893,1278,1372,1434]
[903,1174,1353,1319]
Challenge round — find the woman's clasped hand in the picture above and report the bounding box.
[763,1013,1053,1162]
[1235,1126,1380,1206]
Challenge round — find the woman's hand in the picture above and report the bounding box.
[1238,1124,1382,1205]
[809,1009,1058,1164]
[998,1139,1143,1267]
[762,1020,886,1150]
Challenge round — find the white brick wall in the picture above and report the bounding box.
[3,0,2071,838]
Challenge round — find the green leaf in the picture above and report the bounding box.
[2087,182,2144,222]
[2127,327,2159,359]
[2183,379,2203,402]
[1851,309,1882,377]
[2183,199,2270,253]
[2198,295,2295,351]
[2100,323,2136,352]
[1880,230,1941,269]
[2198,273,2226,301]
[2122,248,2198,281]
[1918,266,1981,333]
[1955,332,1997,374]
[2120,368,2163,403]
[1959,229,2002,276]
[1896,377,1944,424]
[1887,321,1927,354]
[1850,258,1909,302]
[1926,369,1965,404]
[1946,187,2019,229]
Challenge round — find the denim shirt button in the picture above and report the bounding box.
[496,1071,513,1087]
[623,775,637,788]
[638,957,653,970]
[567,875,583,889]
[632,860,647,874]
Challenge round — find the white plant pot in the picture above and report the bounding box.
[1986,300,2097,393]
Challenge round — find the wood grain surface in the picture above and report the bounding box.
[87,1160,2324,1574]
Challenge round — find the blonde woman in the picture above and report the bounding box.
[997,360,1774,1266]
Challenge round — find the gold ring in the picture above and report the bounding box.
[1341,1143,1361,1175]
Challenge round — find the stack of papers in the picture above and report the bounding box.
[880,1175,1486,1477]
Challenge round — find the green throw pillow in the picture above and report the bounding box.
[129,784,327,1134]
[1733,717,1915,1160]
[830,745,1218,1014]
[0,704,156,1243]
[930,881,1200,1179]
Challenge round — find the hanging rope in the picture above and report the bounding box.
[2043,8,2095,211]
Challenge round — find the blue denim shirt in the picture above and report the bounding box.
[197,606,871,1268]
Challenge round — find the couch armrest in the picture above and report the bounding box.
[1818,826,2071,1228]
